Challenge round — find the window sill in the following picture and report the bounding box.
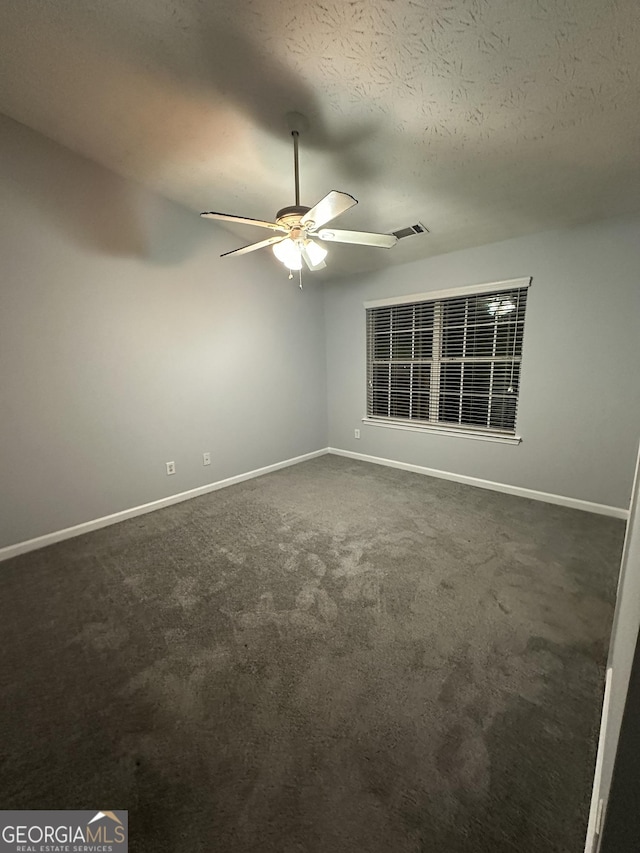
[362,417,522,445]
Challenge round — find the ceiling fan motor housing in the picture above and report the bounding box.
[276,205,311,223]
[276,205,315,242]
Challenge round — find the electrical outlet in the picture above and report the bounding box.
[203,452,211,466]
[354,428,361,439]
[166,461,176,475]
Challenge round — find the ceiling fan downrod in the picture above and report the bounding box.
[292,130,300,207]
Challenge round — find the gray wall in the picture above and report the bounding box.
[324,216,640,510]
[0,116,327,549]
[3,109,639,551]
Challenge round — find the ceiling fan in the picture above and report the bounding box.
[200,117,397,274]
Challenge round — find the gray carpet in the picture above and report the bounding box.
[0,455,624,852]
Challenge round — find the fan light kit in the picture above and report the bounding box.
[201,114,397,283]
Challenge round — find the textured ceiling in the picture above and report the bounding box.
[1,0,639,278]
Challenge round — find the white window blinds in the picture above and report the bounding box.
[366,279,530,437]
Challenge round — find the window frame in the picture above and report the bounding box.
[364,277,531,445]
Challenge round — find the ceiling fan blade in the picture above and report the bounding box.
[300,244,327,271]
[221,235,286,258]
[316,228,397,248]
[300,191,358,229]
[201,211,286,232]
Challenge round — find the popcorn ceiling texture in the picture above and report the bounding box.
[0,0,639,275]
[0,456,623,852]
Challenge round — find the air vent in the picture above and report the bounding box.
[392,222,429,240]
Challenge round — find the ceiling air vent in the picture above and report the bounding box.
[391,222,429,240]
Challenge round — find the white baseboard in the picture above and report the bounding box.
[1,445,628,562]
[0,448,329,563]
[328,448,630,520]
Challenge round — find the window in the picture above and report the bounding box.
[365,278,530,442]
